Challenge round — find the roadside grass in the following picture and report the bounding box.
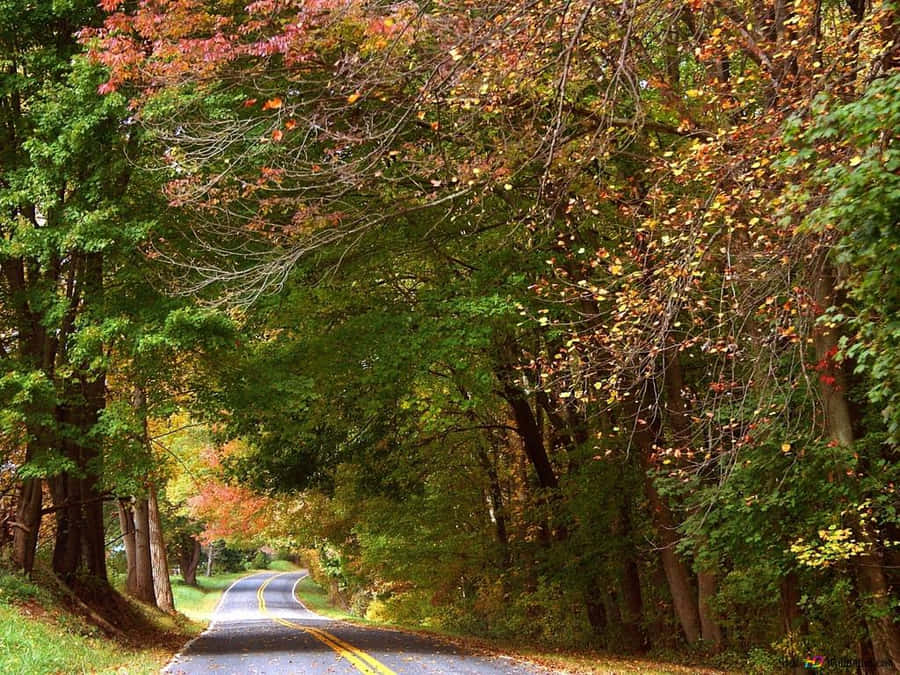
[0,569,193,675]
[269,559,299,572]
[294,576,729,675]
[171,569,255,623]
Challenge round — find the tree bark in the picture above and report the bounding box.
[133,497,156,604]
[614,500,647,651]
[646,477,701,645]
[118,499,138,596]
[12,477,42,575]
[206,542,214,577]
[50,253,108,587]
[180,538,201,586]
[148,484,174,612]
[698,570,723,651]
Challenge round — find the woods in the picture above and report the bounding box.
[1,0,898,671]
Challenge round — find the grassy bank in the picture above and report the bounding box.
[0,569,197,675]
[293,576,728,675]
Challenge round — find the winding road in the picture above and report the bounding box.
[163,571,559,674]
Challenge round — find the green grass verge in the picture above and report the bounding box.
[293,575,356,621]
[0,603,175,675]
[0,571,189,675]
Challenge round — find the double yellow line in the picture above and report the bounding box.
[256,573,396,675]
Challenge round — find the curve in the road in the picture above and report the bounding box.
[257,573,395,675]
[164,570,555,675]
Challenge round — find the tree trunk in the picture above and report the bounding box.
[50,254,108,587]
[180,538,201,586]
[493,338,559,490]
[50,470,84,582]
[646,478,701,645]
[698,570,723,651]
[620,553,647,651]
[50,389,108,584]
[148,485,174,612]
[118,499,138,596]
[614,500,647,651]
[12,477,42,575]
[629,387,702,645]
[133,498,156,604]
[477,444,510,567]
[814,268,900,673]
[206,542,214,576]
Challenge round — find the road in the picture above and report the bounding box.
[163,571,559,674]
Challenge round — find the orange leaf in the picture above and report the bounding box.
[262,97,283,110]
[271,129,283,141]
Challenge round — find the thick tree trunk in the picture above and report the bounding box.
[133,498,156,604]
[664,355,722,649]
[118,499,138,596]
[148,485,174,612]
[180,538,201,586]
[12,477,42,575]
[698,570,723,651]
[499,384,558,490]
[50,470,84,582]
[583,575,611,646]
[51,387,108,584]
[50,254,108,587]
[814,269,900,673]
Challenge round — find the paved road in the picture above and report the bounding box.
[164,571,558,674]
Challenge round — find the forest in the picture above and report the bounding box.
[1,0,898,672]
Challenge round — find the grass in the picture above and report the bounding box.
[294,575,730,675]
[0,569,195,675]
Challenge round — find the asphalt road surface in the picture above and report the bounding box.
[163,571,559,674]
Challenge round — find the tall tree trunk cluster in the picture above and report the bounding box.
[115,387,174,612]
[117,488,174,612]
[6,254,112,592]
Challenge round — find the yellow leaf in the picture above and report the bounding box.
[848,155,862,166]
[347,92,361,104]
[781,443,792,453]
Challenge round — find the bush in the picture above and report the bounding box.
[251,551,270,570]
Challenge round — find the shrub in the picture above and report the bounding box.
[251,551,270,570]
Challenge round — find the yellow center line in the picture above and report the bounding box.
[256,573,397,675]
